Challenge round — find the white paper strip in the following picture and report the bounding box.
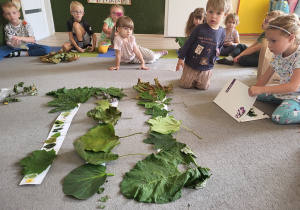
[19,104,81,185]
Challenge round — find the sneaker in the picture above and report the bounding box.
[5,51,20,58]
[216,58,234,65]
[70,48,78,53]
[156,50,168,57]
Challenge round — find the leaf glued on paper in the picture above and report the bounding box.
[20,149,57,175]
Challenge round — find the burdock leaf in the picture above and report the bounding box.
[121,148,210,204]
[63,164,109,199]
[147,116,181,134]
[20,149,57,175]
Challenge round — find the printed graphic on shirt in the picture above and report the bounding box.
[200,57,208,65]
[195,44,204,55]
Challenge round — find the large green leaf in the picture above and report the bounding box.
[74,140,119,165]
[147,116,181,134]
[121,149,210,203]
[63,163,109,199]
[74,124,120,153]
[143,131,179,150]
[87,106,121,125]
[20,149,57,175]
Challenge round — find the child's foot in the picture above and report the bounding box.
[156,50,168,57]
[216,58,234,65]
[5,51,21,58]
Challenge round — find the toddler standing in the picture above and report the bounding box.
[249,14,300,124]
[62,1,97,53]
[109,16,168,70]
[220,13,240,56]
[1,2,50,59]
[176,0,232,90]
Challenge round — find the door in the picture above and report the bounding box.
[20,0,50,41]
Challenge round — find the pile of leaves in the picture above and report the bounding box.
[3,82,38,104]
[40,50,80,64]
[120,78,210,203]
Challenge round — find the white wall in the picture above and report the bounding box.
[164,0,239,37]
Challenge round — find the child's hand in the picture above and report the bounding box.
[139,64,149,70]
[248,86,262,97]
[76,47,85,53]
[233,56,240,63]
[86,46,94,52]
[225,41,232,46]
[109,66,120,70]
[176,59,184,71]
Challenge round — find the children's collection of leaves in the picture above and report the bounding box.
[19,78,211,205]
[40,50,80,64]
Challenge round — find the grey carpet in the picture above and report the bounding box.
[0,57,299,210]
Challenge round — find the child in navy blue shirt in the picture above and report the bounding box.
[176,0,231,90]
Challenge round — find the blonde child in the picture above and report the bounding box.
[248,14,300,124]
[62,1,97,53]
[220,13,240,56]
[176,8,206,50]
[217,10,285,66]
[176,0,231,90]
[98,4,124,53]
[1,2,50,59]
[109,16,168,70]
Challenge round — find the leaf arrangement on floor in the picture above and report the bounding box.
[19,80,210,205]
[120,78,211,203]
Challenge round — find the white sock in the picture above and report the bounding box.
[20,51,27,56]
[226,56,233,61]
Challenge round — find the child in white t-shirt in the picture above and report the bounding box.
[109,16,168,70]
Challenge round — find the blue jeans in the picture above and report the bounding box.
[230,44,259,67]
[257,93,300,124]
[26,43,51,56]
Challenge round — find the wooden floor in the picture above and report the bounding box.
[38,32,257,50]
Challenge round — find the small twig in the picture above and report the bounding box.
[119,132,143,139]
[181,125,202,140]
[119,153,149,157]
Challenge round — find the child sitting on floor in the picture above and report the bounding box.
[62,1,97,53]
[176,0,231,90]
[248,14,300,124]
[1,2,50,59]
[217,10,285,66]
[220,13,240,56]
[109,16,168,71]
[98,4,124,53]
